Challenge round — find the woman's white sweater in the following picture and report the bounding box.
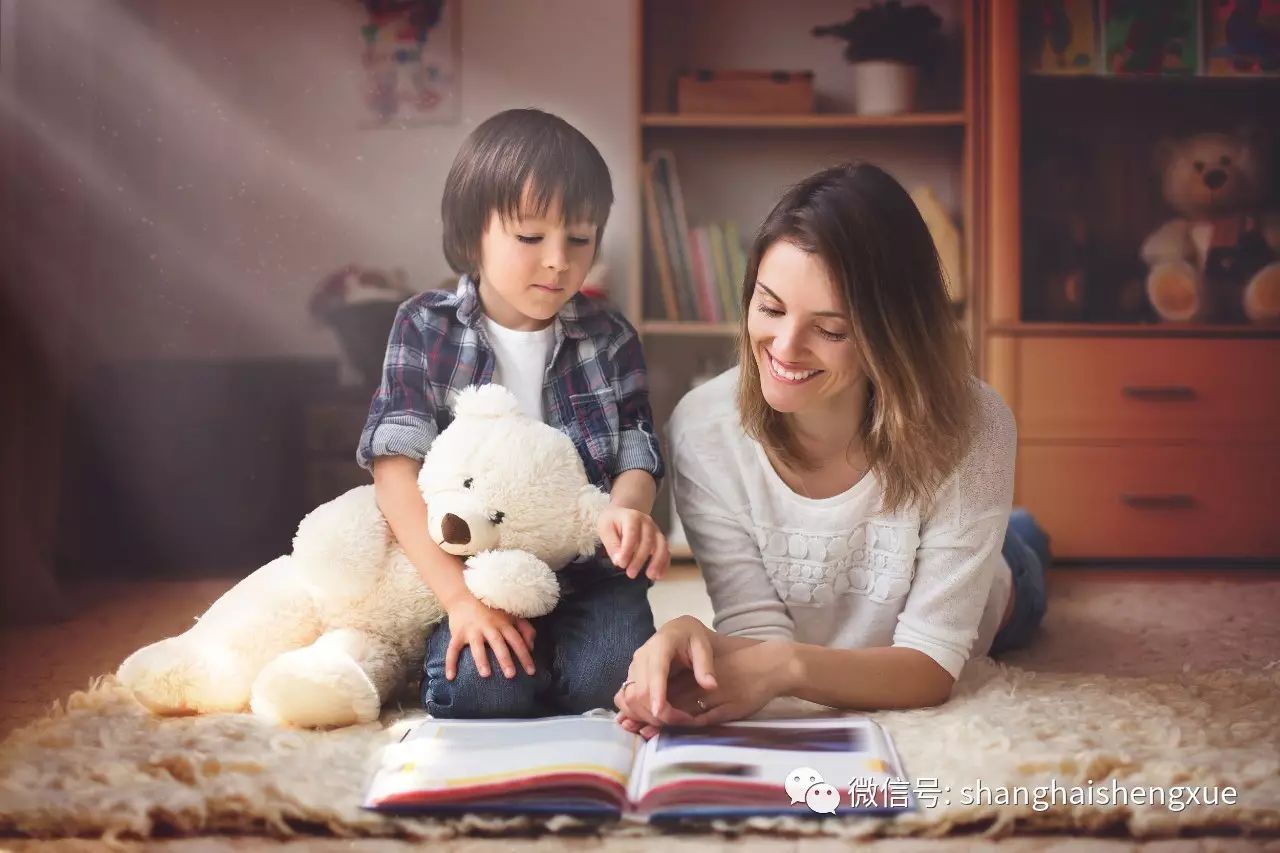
[668,368,1016,679]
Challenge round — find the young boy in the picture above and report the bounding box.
[356,108,668,718]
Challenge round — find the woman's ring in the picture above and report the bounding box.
[621,680,636,692]
[696,698,708,711]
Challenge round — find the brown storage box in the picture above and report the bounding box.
[676,70,815,114]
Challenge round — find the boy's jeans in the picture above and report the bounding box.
[422,556,655,718]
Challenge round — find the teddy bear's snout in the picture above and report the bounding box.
[441,513,471,546]
[1203,168,1228,191]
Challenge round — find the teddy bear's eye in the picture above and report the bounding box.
[462,477,473,489]
[489,510,505,525]
[1194,160,1205,172]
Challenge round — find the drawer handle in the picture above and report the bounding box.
[1121,493,1196,510]
[1121,385,1196,402]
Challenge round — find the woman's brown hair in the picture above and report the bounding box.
[736,162,975,514]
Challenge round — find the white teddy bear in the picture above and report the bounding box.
[117,385,611,728]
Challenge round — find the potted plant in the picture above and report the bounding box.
[813,1,943,116]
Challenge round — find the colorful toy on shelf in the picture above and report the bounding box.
[1103,0,1199,76]
[1022,0,1100,74]
[1141,129,1280,324]
[1205,0,1280,76]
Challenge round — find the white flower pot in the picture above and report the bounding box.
[851,61,919,116]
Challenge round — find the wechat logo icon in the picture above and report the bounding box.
[786,766,840,814]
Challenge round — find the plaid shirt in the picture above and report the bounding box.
[357,275,663,492]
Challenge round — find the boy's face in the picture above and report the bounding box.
[477,194,598,331]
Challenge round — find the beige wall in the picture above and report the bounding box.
[4,0,639,362]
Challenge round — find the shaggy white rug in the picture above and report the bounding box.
[1,578,1278,842]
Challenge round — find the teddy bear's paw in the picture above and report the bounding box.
[117,637,254,715]
[250,647,382,728]
[464,550,561,618]
[1147,261,1202,322]
[1244,262,1280,324]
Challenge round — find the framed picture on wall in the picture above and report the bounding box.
[359,0,460,128]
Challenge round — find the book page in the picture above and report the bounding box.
[634,718,904,813]
[364,715,642,810]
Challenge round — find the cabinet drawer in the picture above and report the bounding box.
[1017,445,1280,559]
[1017,338,1280,441]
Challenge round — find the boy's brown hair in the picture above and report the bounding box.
[442,108,613,276]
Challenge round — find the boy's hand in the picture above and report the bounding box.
[598,505,669,581]
[443,595,537,681]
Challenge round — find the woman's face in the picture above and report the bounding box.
[747,240,863,414]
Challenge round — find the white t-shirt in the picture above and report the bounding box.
[667,367,1016,679]
[480,313,555,422]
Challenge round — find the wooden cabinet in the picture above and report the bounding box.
[988,334,1280,559]
[1014,338,1280,444]
[1017,443,1280,559]
[980,2,1280,560]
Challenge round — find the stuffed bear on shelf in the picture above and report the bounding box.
[116,385,610,729]
[1141,129,1280,324]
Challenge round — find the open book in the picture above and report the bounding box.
[362,714,912,820]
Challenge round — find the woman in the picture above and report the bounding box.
[615,163,1049,738]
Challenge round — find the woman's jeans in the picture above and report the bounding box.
[421,556,655,718]
[989,508,1050,655]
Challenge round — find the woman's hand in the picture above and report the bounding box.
[597,505,670,581]
[666,641,790,726]
[443,594,537,681]
[614,615,718,734]
[620,640,793,739]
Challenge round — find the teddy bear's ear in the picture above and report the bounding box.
[452,384,522,419]
[575,484,611,557]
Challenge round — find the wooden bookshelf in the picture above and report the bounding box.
[987,322,1280,340]
[640,112,968,129]
[641,321,738,337]
[981,1,1280,560]
[632,0,980,538]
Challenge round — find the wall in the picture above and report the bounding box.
[5,0,639,363]
[0,0,639,605]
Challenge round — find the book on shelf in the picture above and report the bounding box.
[362,714,912,821]
[727,220,747,317]
[687,225,722,322]
[707,222,737,321]
[643,149,748,323]
[649,150,698,320]
[641,159,680,321]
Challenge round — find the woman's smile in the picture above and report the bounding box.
[765,350,822,384]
